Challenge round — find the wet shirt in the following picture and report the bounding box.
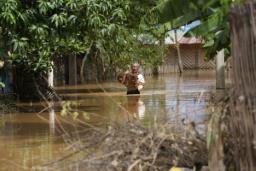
[137,74,145,85]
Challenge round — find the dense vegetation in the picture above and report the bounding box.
[0,0,245,99]
[0,0,164,99]
[0,0,162,75]
[0,0,243,75]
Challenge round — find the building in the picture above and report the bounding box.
[160,36,215,73]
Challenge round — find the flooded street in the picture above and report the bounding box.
[0,71,216,170]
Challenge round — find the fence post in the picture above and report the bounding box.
[48,62,54,87]
[216,49,225,89]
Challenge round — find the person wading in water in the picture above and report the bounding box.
[118,63,145,95]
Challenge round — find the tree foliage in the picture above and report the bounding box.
[155,0,244,59]
[0,0,160,75]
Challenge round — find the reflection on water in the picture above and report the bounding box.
[0,113,67,170]
[0,71,216,170]
[123,95,146,120]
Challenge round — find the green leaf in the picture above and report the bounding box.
[0,82,5,88]
[203,39,214,48]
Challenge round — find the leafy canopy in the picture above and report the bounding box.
[155,0,244,59]
[0,0,159,73]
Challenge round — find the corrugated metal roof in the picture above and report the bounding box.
[140,30,203,45]
[178,37,202,44]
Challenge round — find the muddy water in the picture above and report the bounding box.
[0,71,216,170]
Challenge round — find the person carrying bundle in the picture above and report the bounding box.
[117,63,145,95]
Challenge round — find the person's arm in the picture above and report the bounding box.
[121,71,129,86]
[121,74,126,84]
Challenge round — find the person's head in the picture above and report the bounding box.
[139,59,145,65]
[131,63,140,74]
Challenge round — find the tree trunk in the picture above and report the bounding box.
[13,66,52,101]
[68,54,77,85]
[152,66,159,76]
[80,42,94,83]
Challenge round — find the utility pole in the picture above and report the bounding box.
[174,30,183,74]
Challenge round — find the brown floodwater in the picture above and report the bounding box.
[0,71,216,170]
